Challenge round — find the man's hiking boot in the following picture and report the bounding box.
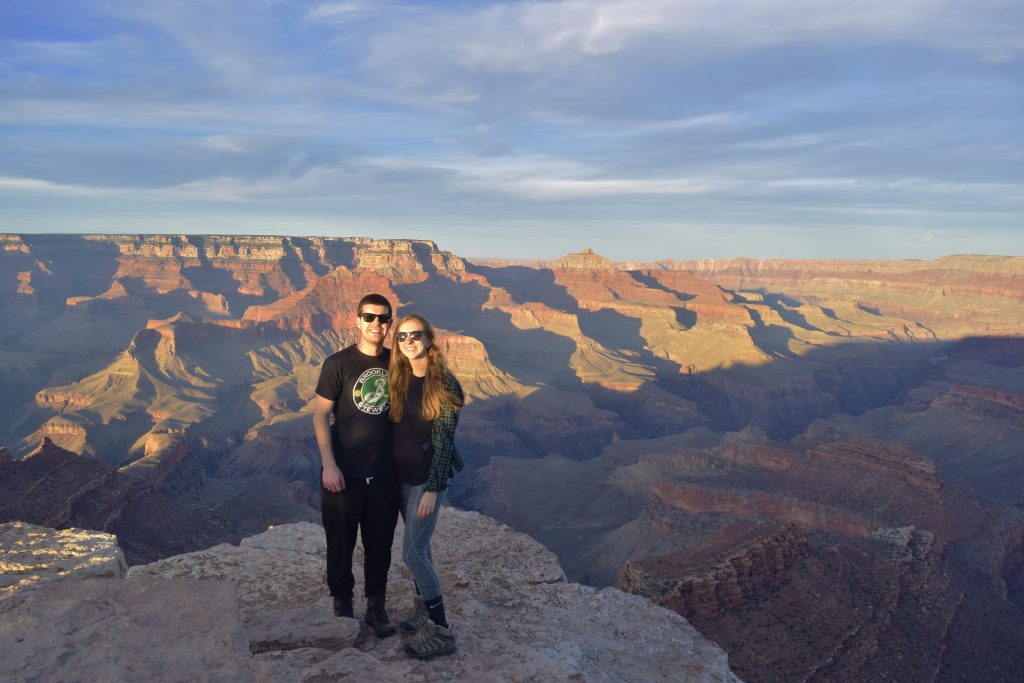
[365,596,397,637]
[399,596,429,634]
[333,597,354,618]
[404,621,457,660]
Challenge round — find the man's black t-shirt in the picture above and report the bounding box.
[315,346,392,480]
[394,375,433,485]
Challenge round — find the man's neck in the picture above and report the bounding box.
[356,340,384,356]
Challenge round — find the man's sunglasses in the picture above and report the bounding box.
[394,331,425,343]
[359,312,393,324]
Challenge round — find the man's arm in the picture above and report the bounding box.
[314,395,345,492]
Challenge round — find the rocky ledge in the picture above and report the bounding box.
[1,509,740,682]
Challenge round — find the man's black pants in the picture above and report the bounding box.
[320,469,399,600]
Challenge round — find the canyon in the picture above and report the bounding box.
[2,233,1023,681]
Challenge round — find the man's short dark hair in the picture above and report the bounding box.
[358,293,392,315]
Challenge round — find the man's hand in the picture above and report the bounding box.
[417,490,437,517]
[314,395,344,492]
[322,463,346,493]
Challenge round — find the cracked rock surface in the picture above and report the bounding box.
[0,521,127,614]
[2,509,740,682]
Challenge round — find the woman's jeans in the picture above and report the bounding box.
[399,482,446,600]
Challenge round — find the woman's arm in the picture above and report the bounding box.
[424,373,464,492]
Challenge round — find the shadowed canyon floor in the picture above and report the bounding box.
[2,234,1024,681]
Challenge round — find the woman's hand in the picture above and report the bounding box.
[417,490,437,517]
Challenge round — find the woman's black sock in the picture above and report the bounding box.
[425,595,448,629]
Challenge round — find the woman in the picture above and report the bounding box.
[388,314,465,660]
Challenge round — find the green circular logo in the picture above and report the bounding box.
[353,368,389,414]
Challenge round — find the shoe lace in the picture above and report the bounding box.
[412,622,436,646]
[405,607,428,624]
[413,622,452,649]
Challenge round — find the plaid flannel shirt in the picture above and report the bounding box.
[425,372,465,492]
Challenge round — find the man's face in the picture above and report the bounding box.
[357,304,392,346]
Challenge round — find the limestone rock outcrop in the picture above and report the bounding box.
[2,574,292,682]
[0,521,127,614]
[2,511,741,682]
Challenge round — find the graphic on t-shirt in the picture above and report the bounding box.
[353,367,389,414]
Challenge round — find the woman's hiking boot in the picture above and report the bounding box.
[365,596,397,637]
[399,596,429,634]
[404,621,457,660]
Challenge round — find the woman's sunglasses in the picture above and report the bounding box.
[394,330,425,342]
[360,312,393,323]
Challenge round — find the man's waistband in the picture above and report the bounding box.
[339,467,395,486]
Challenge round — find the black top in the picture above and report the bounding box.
[315,345,392,479]
[394,375,434,485]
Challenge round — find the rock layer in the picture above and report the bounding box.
[620,523,809,618]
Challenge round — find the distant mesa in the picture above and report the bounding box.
[553,246,615,270]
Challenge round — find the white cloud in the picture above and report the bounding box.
[5,40,107,64]
[363,0,1024,84]
[0,176,111,196]
[202,135,246,153]
[632,113,746,134]
[3,0,1021,254]
[168,166,345,201]
[111,1,290,87]
[733,133,834,151]
[486,177,719,199]
[366,154,724,199]
[0,97,332,132]
[307,2,373,18]
[305,2,409,20]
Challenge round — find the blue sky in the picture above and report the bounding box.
[1,0,1022,260]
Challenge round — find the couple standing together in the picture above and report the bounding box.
[312,293,464,660]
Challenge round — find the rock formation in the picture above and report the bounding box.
[0,438,314,565]
[0,520,126,613]
[1,512,740,682]
[552,246,616,271]
[619,522,809,618]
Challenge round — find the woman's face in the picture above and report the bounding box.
[395,320,431,361]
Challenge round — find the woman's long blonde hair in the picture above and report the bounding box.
[389,315,463,422]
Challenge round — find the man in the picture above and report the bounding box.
[313,293,398,637]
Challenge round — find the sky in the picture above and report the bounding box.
[1,0,1022,261]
